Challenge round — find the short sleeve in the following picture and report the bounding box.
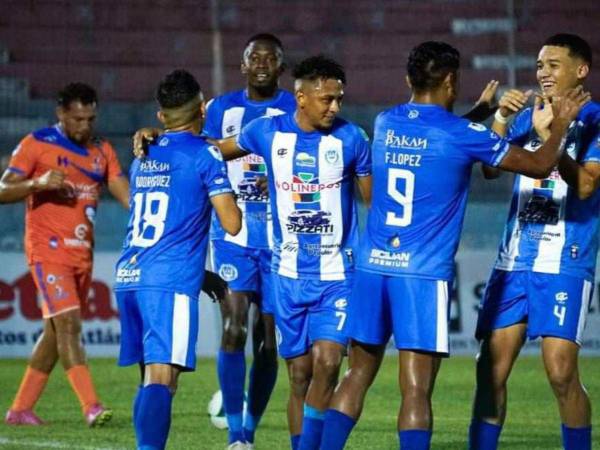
[506,108,533,146]
[198,145,233,197]
[236,117,266,157]
[202,98,221,139]
[459,122,511,167]
[580,120,600,164]
[7,135,38,178]
[102,141,125,183]
[354,127,371,177]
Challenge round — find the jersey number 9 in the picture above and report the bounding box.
[385,168,414,227]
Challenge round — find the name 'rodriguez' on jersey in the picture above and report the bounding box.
[236,113,371,281]
[356,103,510,280]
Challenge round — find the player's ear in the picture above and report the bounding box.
[156,110,166,126]
[56,106,65,123]
[405,75,412,89]
[576,62,589,81]
[241,61,248,76]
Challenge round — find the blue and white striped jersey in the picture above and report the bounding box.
[357,103,510,280]
[237,113,371,280]
[114,131,232,298]
[203,89,296,249]
[495,101,600,280]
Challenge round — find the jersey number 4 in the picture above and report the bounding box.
[131,192,169,248]
[386,168,415,227]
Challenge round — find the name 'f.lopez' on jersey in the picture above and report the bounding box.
[114,131,232,299]
[236,113,371,281]
[495,101,600,279]
[202,89,296,249]
[357,103,510,281]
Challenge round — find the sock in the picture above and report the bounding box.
[65,365,99,414]
[134,384,172,450]
[11,366,50,411]
[468,419,502,450]
[132,384,143,424]
[319,409,356,450]
[244,360,278,443]
[298,405,325,450]
[217,350,246,443]
[561,424,591,450]
[291,434,301,450]
[399,429,432,450]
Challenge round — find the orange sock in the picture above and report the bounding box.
[66,365,99,414]
[11,366,50,411]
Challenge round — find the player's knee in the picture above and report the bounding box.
[222,321,248,348]
[546,363,577,396]
[313,353,342,381]
[288,366,311,396]
[54,313,82,336]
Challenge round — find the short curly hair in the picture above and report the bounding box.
[407,41,460,92]
[292,55,346,85]
[156,69,201,108]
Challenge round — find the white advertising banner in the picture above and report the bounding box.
[1,251,599,358]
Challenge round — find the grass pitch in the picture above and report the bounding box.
[0,356,598,449]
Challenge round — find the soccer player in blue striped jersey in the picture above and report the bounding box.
[470,34,599,450]
[214,55,372,450]
[202,33,296,450]
[114,70,241,450]
[317,41,589,450]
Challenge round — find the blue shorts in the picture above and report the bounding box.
[116,290,199,371]
[274,275,351,359]
[347,270,451,355]
[211,239,274,314]
[476,269,593,345]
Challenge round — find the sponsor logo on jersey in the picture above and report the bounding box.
[276,173,341,203]
[385,130,428,150]
[277,148,288,157]
[555,292,568,303]
[334,298,348,309]
[369,249,410,268]
[116,268,141,283]
[226,125,236,134]
[302,242,340,256]
[219,264,238,282]
[286,210,333,234]
[236,177,268,202]
[296,152,316,167]
[140,160,170,172]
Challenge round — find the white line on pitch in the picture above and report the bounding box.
[0,436,129,450]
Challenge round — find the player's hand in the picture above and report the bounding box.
[497,89,532,118]
[133,127,162,159]
[255,176,269,198]
[532,94,553,141]
[201,270,228,303]
[476,80,499,107]
[551,86,591,125]
[33,169,65,192]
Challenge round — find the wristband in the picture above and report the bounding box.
[494,109,509,124]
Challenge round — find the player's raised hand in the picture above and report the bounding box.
[532,94,554,140]
[551,86,591,124]
[132,127,162,159]
[497,89,532,118]
[476,80,499,107]
[33,169,65,191]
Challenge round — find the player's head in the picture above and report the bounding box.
[56,82,98,145]
[242,33,284,92]
[406,41,460,108]
[156,69,205,132]
[537,34,591,97]
[293,55,345,131]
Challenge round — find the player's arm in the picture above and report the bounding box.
[212,137,249,161]
[356,175,372,207]
[0,169,65,204]
[108,176,130,209]
[210,192,241,236]
[462,80,499,122]
[558,158,600,200]
[497,87,590,178]
[481,88,533,179]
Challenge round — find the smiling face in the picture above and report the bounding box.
[242,40,283,93]
[295,78,344,131]
[536,45,589,98]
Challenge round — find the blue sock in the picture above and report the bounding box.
[217,350,246,443]
[244,360,278,443]
[319,409,356,450]
[561,424,591,450]
[298,405,325,450]
[291,434,301,450]
[398,429,432,450]
[134,384,172,450]
[133,384,142,424]
[468,419,502,450]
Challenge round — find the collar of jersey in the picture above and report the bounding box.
[31,124,89,156]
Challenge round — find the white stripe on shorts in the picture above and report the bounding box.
[172,293,190,366]
[436,281,449,353]
[576,280,592,344]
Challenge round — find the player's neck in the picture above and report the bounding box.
[164,123,199,134]
[410,92,451,110]
[246,84,278,101]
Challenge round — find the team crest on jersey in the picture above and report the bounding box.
[408,110,419,119]
[324,148,340,164]
[219,264,238,282]
[286,209,333,234]
[158,137,169,147]
[468,122,486,132]
[389,235,401,248]
[208,145,224,161]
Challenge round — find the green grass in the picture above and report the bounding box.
[0,356,598,449]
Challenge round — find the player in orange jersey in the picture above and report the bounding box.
[0,82,129,427]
